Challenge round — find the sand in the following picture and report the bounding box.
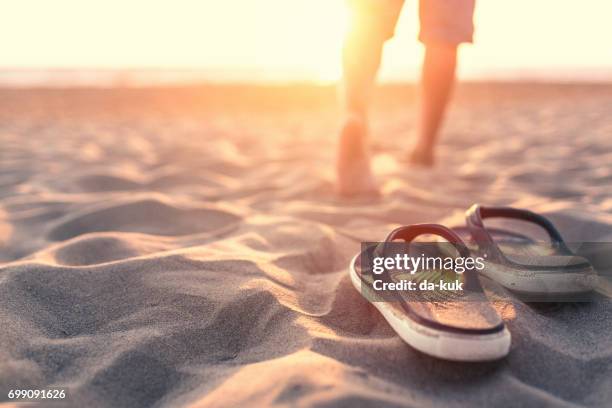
[0,83,611,407]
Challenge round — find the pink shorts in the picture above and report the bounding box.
[348,0,476,45]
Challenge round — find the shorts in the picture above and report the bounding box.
[348,0,475,45]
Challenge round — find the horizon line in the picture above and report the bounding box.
[1,67,612,88]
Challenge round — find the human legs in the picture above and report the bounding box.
[336,0,403,196]
[409,44,458,166]
[410,0,475,166]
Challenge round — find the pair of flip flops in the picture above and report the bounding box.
[349,204,597,361]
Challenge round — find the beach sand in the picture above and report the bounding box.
[1,83,611,407]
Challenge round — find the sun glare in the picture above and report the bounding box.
[0,0,349,83]
[2,0,612,82]
[249,0,348,82]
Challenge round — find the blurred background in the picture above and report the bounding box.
[1,0,612,86]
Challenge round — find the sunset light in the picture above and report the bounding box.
[2,0,612,82]
[1,0,611,406]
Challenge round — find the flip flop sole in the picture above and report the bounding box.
[450,227,598,295]
[480,261,598,295]
[349,254,511,362]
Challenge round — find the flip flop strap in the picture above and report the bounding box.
[466,204,571,262]
[382,224,470,258]
[374,224,478,290]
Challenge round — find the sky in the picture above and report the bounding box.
[1,0,611,82]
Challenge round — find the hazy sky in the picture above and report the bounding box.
[1,0,611,81]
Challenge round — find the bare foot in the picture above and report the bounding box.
[408,143,435,167]
[335,116,379,196]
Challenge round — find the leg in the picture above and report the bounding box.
[336,0,403,196]
[409,44,458,166]
[410,0,475,166]
[336,26,385,195]
[342,17,387,119]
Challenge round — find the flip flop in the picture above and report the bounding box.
[458,204,597,297]
[349,224,511,361]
